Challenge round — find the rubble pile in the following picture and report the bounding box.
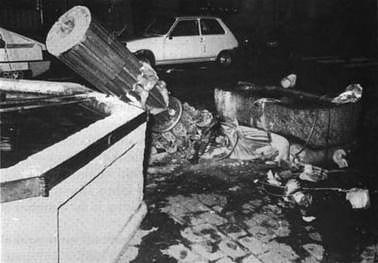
[150,103,215,165]
[149,104,291,168]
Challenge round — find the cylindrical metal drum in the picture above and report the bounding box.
[46,5,167,110]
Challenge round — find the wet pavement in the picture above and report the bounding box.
[119,160,378,262]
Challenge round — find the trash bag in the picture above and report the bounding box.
[345,188,370,209]
[332,83,363,104]
[332,149,348,168]
[201,120,290,162]
[221,121,290,161]
[222,122,271,160]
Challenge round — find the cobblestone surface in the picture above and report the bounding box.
[122,191,323,262]
[119,161,378,262]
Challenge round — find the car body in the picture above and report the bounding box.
[0,27,50,78]
[123,16,239,67]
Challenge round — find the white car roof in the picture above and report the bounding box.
[175,16,221,20]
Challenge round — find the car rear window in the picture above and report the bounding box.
[200,19,225,35]
[170,20,199,37]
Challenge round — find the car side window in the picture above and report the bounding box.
[200,19,225,35]
[170,20,199,37]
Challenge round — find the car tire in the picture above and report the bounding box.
[217,51,233,67]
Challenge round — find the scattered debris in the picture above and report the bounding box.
[267,170,281,186]
[151,102,215,165]
[292,191,312,207]
[290,143,353,166]
[302,216,317,223]
[215,82,362,151]
[299,164,328,182]
[228,185,241,192]
[332,83,363,104]
[284,179,301,196]
[302,243,325,261]
[332,149,349,168]
[345,188,370,209]
[280,73,297,88]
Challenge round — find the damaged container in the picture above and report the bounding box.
[215,82,362,149]
[0,78,147,263]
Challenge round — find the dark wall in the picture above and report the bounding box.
[0,0,134,39]
[0,0,42,38]
[1,0,376,55]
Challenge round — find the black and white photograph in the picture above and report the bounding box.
[1,0,378,262]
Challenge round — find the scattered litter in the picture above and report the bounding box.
[302,216,316,222]
[346,188,370,209]
[299,164,328,182]
[267,170,281,186]
[279,169,293,180]
[285,179,300,196]
[229,185,241,192]
[280,74,297,88]
[308,232,322,242]
[332,83,363,104]
[332,149,349,168]
[292,191,312,207]
[302,243,325,261]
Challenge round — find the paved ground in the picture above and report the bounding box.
[118,160,378,263]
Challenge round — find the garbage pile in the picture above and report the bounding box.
[149,112,291,167]
[147,79,370,218]
[252,162,370,223]
[150,103,215,165]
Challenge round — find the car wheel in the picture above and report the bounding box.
[217,51,232,67]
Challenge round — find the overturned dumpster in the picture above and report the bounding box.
[215,82,362,164]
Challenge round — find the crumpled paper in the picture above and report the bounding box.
[332,149,348,168]
[346,188,370,209]
[280,74,297,88]
[267,170,281,186]
[292,191,312,207]
[285,179,300,196]
[332,83,363,104]
[299,164,328,182]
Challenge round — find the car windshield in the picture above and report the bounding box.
[144,16,175,35]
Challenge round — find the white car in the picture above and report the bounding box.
[0,27,50,78]
[123,16,239,67]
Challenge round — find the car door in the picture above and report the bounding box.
[163,19,201,63]
[199,18,227,59]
